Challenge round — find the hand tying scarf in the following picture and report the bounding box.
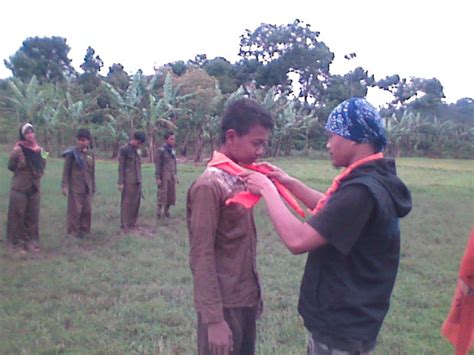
[208,151,306,218]
[442,228,474,355]
[312,153,384,215]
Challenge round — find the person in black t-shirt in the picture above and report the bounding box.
[242,97,412,354]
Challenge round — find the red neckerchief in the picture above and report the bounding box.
[312,153,384,215]
[207,151,306,217]
[442,228,474,355]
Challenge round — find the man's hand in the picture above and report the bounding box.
[156,178,161,186]
[62,187,68,196]
[208,320,233,355]
[255,162,293,186]
[117,184,124,192]
[240,171,277,196]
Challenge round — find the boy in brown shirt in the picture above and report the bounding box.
[187,98,273,355]
[61,128,95,239]
[117,131,145,231]
[155,131,178,219]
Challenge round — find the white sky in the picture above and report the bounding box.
[1,0,473,105]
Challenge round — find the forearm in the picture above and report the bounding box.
[283,177,324,210]
[261,186,324,254]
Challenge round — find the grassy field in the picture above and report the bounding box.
[1,151,473,354]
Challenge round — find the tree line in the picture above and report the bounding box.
[1,20,472,160]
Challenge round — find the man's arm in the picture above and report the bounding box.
[61,153,72,195]
[8,146,21,172]
[155,148,163,182]
[283,176,325,210]
[117,148,125,188]
[188,183,233,353]
[259,182,327,254]
[258,162,324,210]
[92,154,96,194]
[188,183,224,322]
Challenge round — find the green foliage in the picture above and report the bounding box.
[0,25,472,159]
[4,36,76,83]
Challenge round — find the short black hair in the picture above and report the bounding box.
[76,128,91,140]
[164,131,175,140]
[220,98,273,144]
[133,131,146,143]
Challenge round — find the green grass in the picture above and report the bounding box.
[1,152,473,354]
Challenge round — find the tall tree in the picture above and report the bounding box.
[239,19,334,104]
[78,47,104,94]
[5,36,76,83]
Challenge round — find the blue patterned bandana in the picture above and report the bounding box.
[325,97,387,152]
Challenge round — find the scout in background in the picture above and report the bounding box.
[155,131,178,219]
[117,131,145,231]
[6,123,47,254]
[61,128,95,239]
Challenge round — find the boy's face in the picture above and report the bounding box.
[131,139,143,147]
[76,138,90,150]
[226,124,270,164]
[165,135,176,147]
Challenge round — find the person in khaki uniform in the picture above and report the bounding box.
[61,128,95,239]
[155,131,178,219]
[6,123,47,254]
[117,131,145,231]
[187,99,274,355]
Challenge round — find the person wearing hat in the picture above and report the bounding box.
[242,97,412,354]
[155,131,178,219]
[117,131,146,231]
[61,128,96,239]
[6,123,47,253]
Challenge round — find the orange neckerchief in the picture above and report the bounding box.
[207,151,306,218]
[312,152,384,215]
[442,228,474,355]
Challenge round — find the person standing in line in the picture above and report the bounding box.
[6,123,47,254]
[187,98,274,355]
[155,131,178,219]
[242,97,412,354]
[117,131,145,231]
[61,128,95,239]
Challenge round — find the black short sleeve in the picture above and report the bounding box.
[307,184,375,255]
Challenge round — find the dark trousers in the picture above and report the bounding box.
[121,183,141,228]
[67,192,92,236]
[307,332,371,355]
[7,188,40,246]
[197,307,257,355]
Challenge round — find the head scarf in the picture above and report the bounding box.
[325,97,387,152]
[16,123,44,175]
[19,123,35,141]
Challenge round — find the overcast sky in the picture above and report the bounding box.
[1,0,473,104]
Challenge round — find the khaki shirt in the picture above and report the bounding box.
[155,145,177,181]
[118,144,141,185]
[8,145,45,192]
[61,148,95,194]
[187,167,262,324]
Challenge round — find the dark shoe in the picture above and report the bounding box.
[9,244,27,255]
[26,242,40,252]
